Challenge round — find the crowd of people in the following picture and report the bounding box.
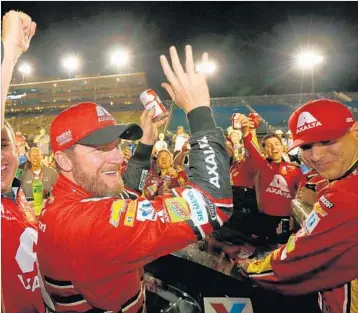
[1,10,357,313]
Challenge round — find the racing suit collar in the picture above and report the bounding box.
[329,157,358,182]
[54,174,92,199]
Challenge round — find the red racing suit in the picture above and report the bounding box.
[240,159,358,313]
[230,150,256,189]
[243,133,304,216]
[37,107,233,312]
[1,179,44,313]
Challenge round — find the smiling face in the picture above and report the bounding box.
[1,125,19,193]
[263,136,283,162]
[156,150,172,170]
[301,125,358,180]
[61,138,125,197]
[29,148,43,169]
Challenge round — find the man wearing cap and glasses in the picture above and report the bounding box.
[237,99,358,313]
[37,45,233,312]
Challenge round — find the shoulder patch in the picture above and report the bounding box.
[319,195,334,209]
[164,198,191,223]
[110,200,126,228]
[123,200,138,227]
[136,200,157,222]
[304,211,320,234]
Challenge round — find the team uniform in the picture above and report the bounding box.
[37,107,233,312]
[243,133,303,216]
[1,178,44,313]
[240,158,358,313]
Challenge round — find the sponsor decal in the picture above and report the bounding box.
[204,297,253,313]
[197,136,220,189]
[182,189,209,226]
[313,202,327,217]
[285,234,296,254]
[136,200,157,221]
[346,117,354,123]
[280,166,287,176]
[138,170,148,191]
[266,174,292,199]
[157,209,170,223]
[109,200,126,228]
[202,195,217,221]
[96,106,115,122]
[304,211,320,234]
[124,201,137,227]
[319,195,334,209]
[165,198,191,223]
[296,112,322,134]
[56,130,73,146]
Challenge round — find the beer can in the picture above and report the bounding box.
[231,113,241,129]
[249,112,262,129]
[139,89,169,122]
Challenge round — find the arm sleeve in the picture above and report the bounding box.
[122,142,153,197]
[186,106,233,207]
[241,192,358,295]
[243,133,266,170]
[89,186,231,272]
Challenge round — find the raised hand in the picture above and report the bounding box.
[2,10,37,57]
[160,45,210,114]
[139,109,168,145]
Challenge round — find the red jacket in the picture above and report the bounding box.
[1,184,44,313]
[230,151,256,189]
[241,159,358,313]
[37,113,233,312]
[243,133,303,216]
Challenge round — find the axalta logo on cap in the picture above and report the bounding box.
[296,112,322,134]
[346,117,354,123]
[96,106,115,122]
[56,130,73,146]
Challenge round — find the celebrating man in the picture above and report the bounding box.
[37,45,233,312]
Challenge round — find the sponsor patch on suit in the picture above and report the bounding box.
[110,200,126,228]
[136,200,157,221]
[165,198,191,223]
[124,200,137,227]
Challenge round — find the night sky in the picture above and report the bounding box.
[2,1,358,99]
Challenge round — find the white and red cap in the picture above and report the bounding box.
[288,99,355,151]
[51,102,143,153]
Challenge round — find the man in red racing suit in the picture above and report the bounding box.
[237,99,358,313]
[37,45,233,312]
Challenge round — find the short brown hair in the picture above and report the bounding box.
[261,134,282,148]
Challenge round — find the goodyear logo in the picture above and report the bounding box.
[165,198,190,223]
[124,201,137,227]
[110,200,125,228]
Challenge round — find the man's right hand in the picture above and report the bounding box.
[235,114,255,138]
[160,45,210,114]
[2,10,37,58]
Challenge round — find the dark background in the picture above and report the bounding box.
[2,1,358,99]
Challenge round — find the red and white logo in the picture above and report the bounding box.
[296,112,322,134]
[96,106,114,122]
[266,174,292,198]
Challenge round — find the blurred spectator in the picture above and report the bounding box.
[172,125,190,153]
[152,132,168,157]
[275,129,288,147]
[143,149,188,200]
[20,147,58,217]
[15,130,29,165]
[173,138,190,172]
[33,127,50,158]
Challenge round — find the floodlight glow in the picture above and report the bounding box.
[196,61,217,74]
[111,50,129,67]
[63,56,80,71]
[296,51,323,69]
[19,63,32,75]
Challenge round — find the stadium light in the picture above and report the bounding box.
[110,50,130,70]
[62,56,80,78]
[195,61,217,75]
[19,63,32,83]
[295,51,323,70]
